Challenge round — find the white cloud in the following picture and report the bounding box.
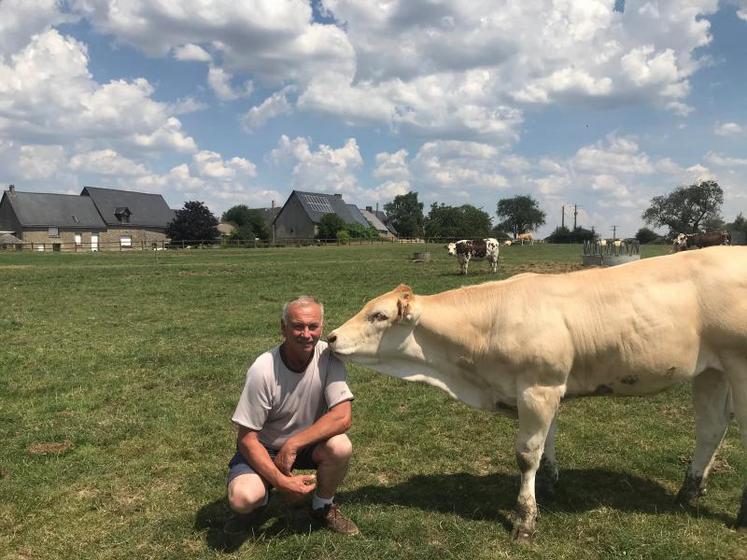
[0,0,70,56]
[0,30,197,153]
[242,87,294,131]
[714,122,744,136]
[63,0,720,140]
[69,149,148,176]
[172,43,212,62]
[19,144,67,179]
[192,150,257,179]
[573,135,654,175]
[270,135,362,194]
[374,150,410,181]
[705,151,747,167]
[207,65,253,101]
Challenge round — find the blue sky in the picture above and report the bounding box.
[1,0,746,238]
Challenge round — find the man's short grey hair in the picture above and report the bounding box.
[282,295,324,325]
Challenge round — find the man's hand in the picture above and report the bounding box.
[277,474,316,503]
[274,441,298,475]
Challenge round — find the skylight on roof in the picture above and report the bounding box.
[302,194,334,214]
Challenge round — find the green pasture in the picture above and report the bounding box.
[1,243,745,559]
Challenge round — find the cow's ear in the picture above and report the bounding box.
[395,284,414,321]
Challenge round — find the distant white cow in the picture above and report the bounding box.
[446,238,499,275]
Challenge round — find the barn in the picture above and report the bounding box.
[271,190,384,242]
[0,185,174,251]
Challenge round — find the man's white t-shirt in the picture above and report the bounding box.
[231,340,354,449]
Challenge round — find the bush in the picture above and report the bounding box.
[336,230,351,244]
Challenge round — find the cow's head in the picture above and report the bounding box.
[327,284,420,365]
[446,242,457,256]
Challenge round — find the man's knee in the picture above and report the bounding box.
[227,475,267,514]
[316,434,353,464]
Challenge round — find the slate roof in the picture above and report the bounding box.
[3,191,106,228]
[81,186,175,228]
[359,208,388,232]
[286,190,373,228]
[252,206,281,228]
[0,232,23,244]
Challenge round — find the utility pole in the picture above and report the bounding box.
[573,204,578,230]
[611,225,618,240]
[561,205,565,228]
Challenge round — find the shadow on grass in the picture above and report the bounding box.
[194,495,321,553]
[339,468,733,529]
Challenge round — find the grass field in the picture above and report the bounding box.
[1,243,745,560]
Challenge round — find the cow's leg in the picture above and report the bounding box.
[723,358,747,529]
[461,255,470,275]
[676,368,731,507]
[489,256,498,273]
[512,384,562,543]
[536,415,559,500]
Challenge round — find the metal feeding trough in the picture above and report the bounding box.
[582,239,640,266]
[412,251,431,263]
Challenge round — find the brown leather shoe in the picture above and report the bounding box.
[310,503,359,535]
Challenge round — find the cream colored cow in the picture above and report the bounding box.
[327,246,747,542]
[516,232,534,245]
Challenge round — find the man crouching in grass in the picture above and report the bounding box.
[226,295,358,535]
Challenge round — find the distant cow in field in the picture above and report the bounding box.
[516,232,534,245]
[673,231,731,252]
[446,238,499,275]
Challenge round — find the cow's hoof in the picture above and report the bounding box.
[675,474,703,508]
[511,523,535,544]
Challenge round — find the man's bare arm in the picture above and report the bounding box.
[237,427,316,497]
[274,400,352,475]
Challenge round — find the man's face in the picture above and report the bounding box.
[281,303,323,358]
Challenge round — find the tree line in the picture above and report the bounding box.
[164,179,745,244]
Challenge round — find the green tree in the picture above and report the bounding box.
[222,205,269,240]
[384,192,424,238]
[222,205,252,227]
[496,195,546,238]
[317,213,347,239]
[635,227,659,244]
[167,201,219,242]
[642,180,723,237]
[424,203,492,238]
[546,226,594,244]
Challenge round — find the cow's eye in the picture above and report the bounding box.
[369,312,388,322]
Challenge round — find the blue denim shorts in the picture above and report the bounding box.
[227,444,319,486]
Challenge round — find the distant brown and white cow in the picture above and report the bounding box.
[446,238,499,275]
[328,246,747,542]
[673,230,731,252]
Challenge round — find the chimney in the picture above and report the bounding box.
[8,184,15,195]
[334,193,342,198]
[366,206,372,212]
[271,199,275,208]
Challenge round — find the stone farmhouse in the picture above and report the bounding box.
[0,185,175,251]
[271,190,394,242]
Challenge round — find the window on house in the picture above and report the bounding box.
[48,227,59,237]
[114,207,131,223]
[120,236,132,248]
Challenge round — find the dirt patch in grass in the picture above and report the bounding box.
[27,440,73,456]
[506,262,588,276]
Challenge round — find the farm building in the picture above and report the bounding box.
[0,185,174,251]
[271,190,389,242]
[360,206,396,239]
